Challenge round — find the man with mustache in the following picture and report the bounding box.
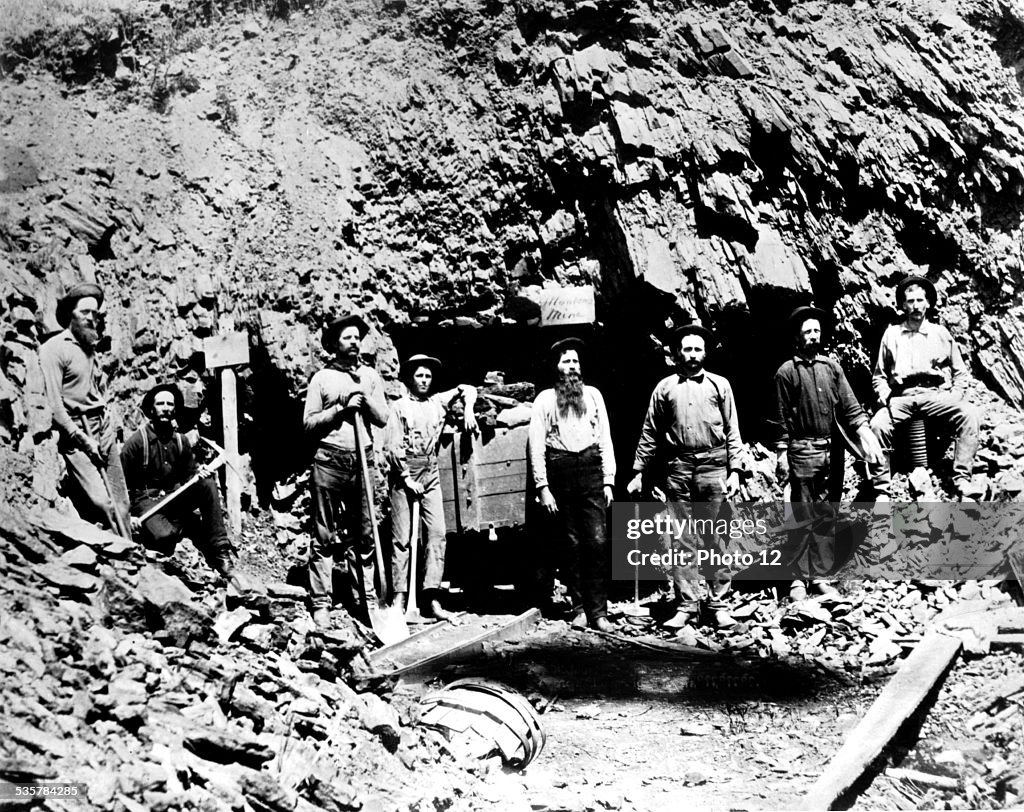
[120,383,235,580]
[627,323,744,631]
[528,337,616,632]
[303,313,388,629]
[39,283,128,532]
[772,306,884,600]
[868,276,979,501]
[384,354,477,620]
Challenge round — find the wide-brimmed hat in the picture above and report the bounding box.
[788,305,830,333]
[56,282,104,328]
[402,354,442,375]
[670,322,715,347]
[321,313,370,350]
[549,336,585,360]
[141,383,185,417]
[895,275,937,307]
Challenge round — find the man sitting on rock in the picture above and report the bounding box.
[384,354,477,620]
[120,383,235,580]
[868,275,980,501]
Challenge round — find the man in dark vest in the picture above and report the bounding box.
[772,306,883,599]
[120,383,235,579]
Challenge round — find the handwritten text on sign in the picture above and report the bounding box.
[537,286,595,326]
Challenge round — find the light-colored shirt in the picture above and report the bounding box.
[303,364,387,451]
[38,328,105,443]
[528,386,615,489]
[873,320,967,403]
[633,370,744,474]
[384,388,464,479]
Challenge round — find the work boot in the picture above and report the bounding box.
[312,607,331,629]
[662,608,697,629]
[711,609,737,630]
[789,580,808,602]
[428,598,456,621]
[592,616,616,633]
[570,610,588,630]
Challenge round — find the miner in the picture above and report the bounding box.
[528,337,616,633]
[627,323,744,630]
[772,306,884,599]
[868,276,980,501]
[384,354,478,620]
[120,383,235,579]
[303,314,388,628]
[39,283,129,533]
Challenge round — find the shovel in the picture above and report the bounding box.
[405,497,426,623]
[622,500,649,622]
[353,419,409,645]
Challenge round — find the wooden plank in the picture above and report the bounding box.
[221,368,241,535]
[383,609,541,677]
[801,629,962,810]
[366,619,456,668]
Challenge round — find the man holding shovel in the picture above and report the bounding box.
[120,383,235,580]
[303,314,388,629]
[39,282,130,536]
[385,355,478,621]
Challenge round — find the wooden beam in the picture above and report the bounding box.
[801,629,961,810]
[221,367,241,536]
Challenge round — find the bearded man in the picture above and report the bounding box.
[627,324,744,630]
[772,306,883,599]
[384,354,477,619]
[303,313,388,628]
[121,383,235,579]
[528,337,616,633]
[39,283,128,531]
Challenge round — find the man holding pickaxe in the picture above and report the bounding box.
[39,283,130,537]
[120,383,235,580]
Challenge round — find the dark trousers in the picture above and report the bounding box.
[786,438,837,581]
[546,446,608,623]
[309,444,376,613]
[134,477,232,574]
[662,448,730,612]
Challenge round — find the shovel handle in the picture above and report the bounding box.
[353,419,387,599]
[407,497,421,611]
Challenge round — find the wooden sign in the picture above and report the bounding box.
[204,331,249,369]
[535,286,595,327]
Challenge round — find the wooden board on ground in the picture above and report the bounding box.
[367,609,541,676]
[439,426,528,533]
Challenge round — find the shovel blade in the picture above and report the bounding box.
[369,604,409,645]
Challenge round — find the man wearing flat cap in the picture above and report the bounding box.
[384,354,478,619]
[120,383,235,579]
[627,323,745,630]
[529,337,616,632]
[868,276,980,500]
[303,314,388,628]
[39,283,128,531]
[772,306,884,599]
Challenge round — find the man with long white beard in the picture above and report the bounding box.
[528,337,616,632]
[39,283,128,531]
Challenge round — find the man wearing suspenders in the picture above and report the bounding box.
[120,383,235,579]
[384,354,478,619]
[628,324,745,631]
[529,337,617,633]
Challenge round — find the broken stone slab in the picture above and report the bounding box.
[37,560,99,594]
[33,508,130,555]
[60,544,98,571]
[5,721,69,759]
[183,727,275,768]
[266,581,305,600]
[136,566,194,607]
[214,607,253,644]
[358,693,401,753]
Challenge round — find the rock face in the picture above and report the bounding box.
[2,0,1024,489]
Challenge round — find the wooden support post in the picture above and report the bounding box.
[203,329,250,539]
[221,366,241,536]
